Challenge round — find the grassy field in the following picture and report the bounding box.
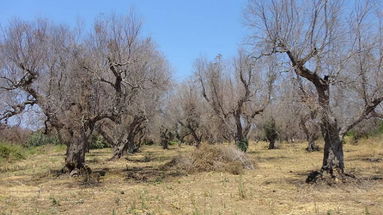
[0,138,382,215]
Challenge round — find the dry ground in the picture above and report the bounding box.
[0,138,383,215]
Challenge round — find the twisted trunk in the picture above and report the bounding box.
[111,116,146,159]
[316,82,344,174]
[64,130,88,173]
[285,50,345,180]
[320,113,344,173]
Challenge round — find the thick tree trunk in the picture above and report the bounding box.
[109,117,145,160]
[320,116,344,173]
[306,92,346,183]
[110,134,134,160]
[306,115,345,183]
[64,132,87,173]
[111,142,128,160]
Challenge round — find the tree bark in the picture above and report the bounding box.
[109,116,146,159]
[320,114,344,173]
[64,131,87,173]
[111,141,129,159]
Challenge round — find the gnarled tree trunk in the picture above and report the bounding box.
[64,130,88,173]
[320,114,344,173]
[111,141,130,160]
[107,116,146,160]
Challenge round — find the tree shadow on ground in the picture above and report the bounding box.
[124,165,185,183]
[257,155,289,162]
[347,156,383,163]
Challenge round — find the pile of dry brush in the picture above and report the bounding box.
[164,144,255,175]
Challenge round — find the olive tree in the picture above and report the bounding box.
[195,51,275,151]
[169,80,212,147]
[0,19,115,173]
[85,14,171,159]
[245,0,383,181]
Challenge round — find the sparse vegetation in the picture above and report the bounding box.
[0,141,26,162]
[0,140,381,214]
[26,131,60,147]
[0,0,382,214]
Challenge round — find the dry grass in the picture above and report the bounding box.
[0,137,383,215]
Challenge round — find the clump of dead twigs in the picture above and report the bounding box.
[164,144,255,175]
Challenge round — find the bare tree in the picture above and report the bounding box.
[168,80,211,147]
[0,19,113,173]
[196,51,275,151]
[87,14,171,159]
[246,0,383,181]
[0,13,170,172]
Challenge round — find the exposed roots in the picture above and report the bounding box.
[61,165,92,177]
[306,169,358,185]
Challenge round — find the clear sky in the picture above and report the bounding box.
[0,0,249,81]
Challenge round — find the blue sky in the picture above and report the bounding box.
[0,0,249,81]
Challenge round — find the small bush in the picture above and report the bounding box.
[373,120,383,136]
[345,120,383,143]
[26,131,59,147]
[169,141,179,146]
[164,144,255,175]
[236,139,248,152]
[89,135,109,149]
[263,119,279,149]
[0,142,26,162]
[143,140,155,145]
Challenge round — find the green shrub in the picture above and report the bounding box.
[169,141,179,146]
[236,139,249,152]
[263,119,279,149]
[0,142,26,162]
[143,140,155,145]
[264,120,278,142]
[26,131,59,147]
[89,135,109,149]
[375,121,383,135]
[345,121,383,144]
